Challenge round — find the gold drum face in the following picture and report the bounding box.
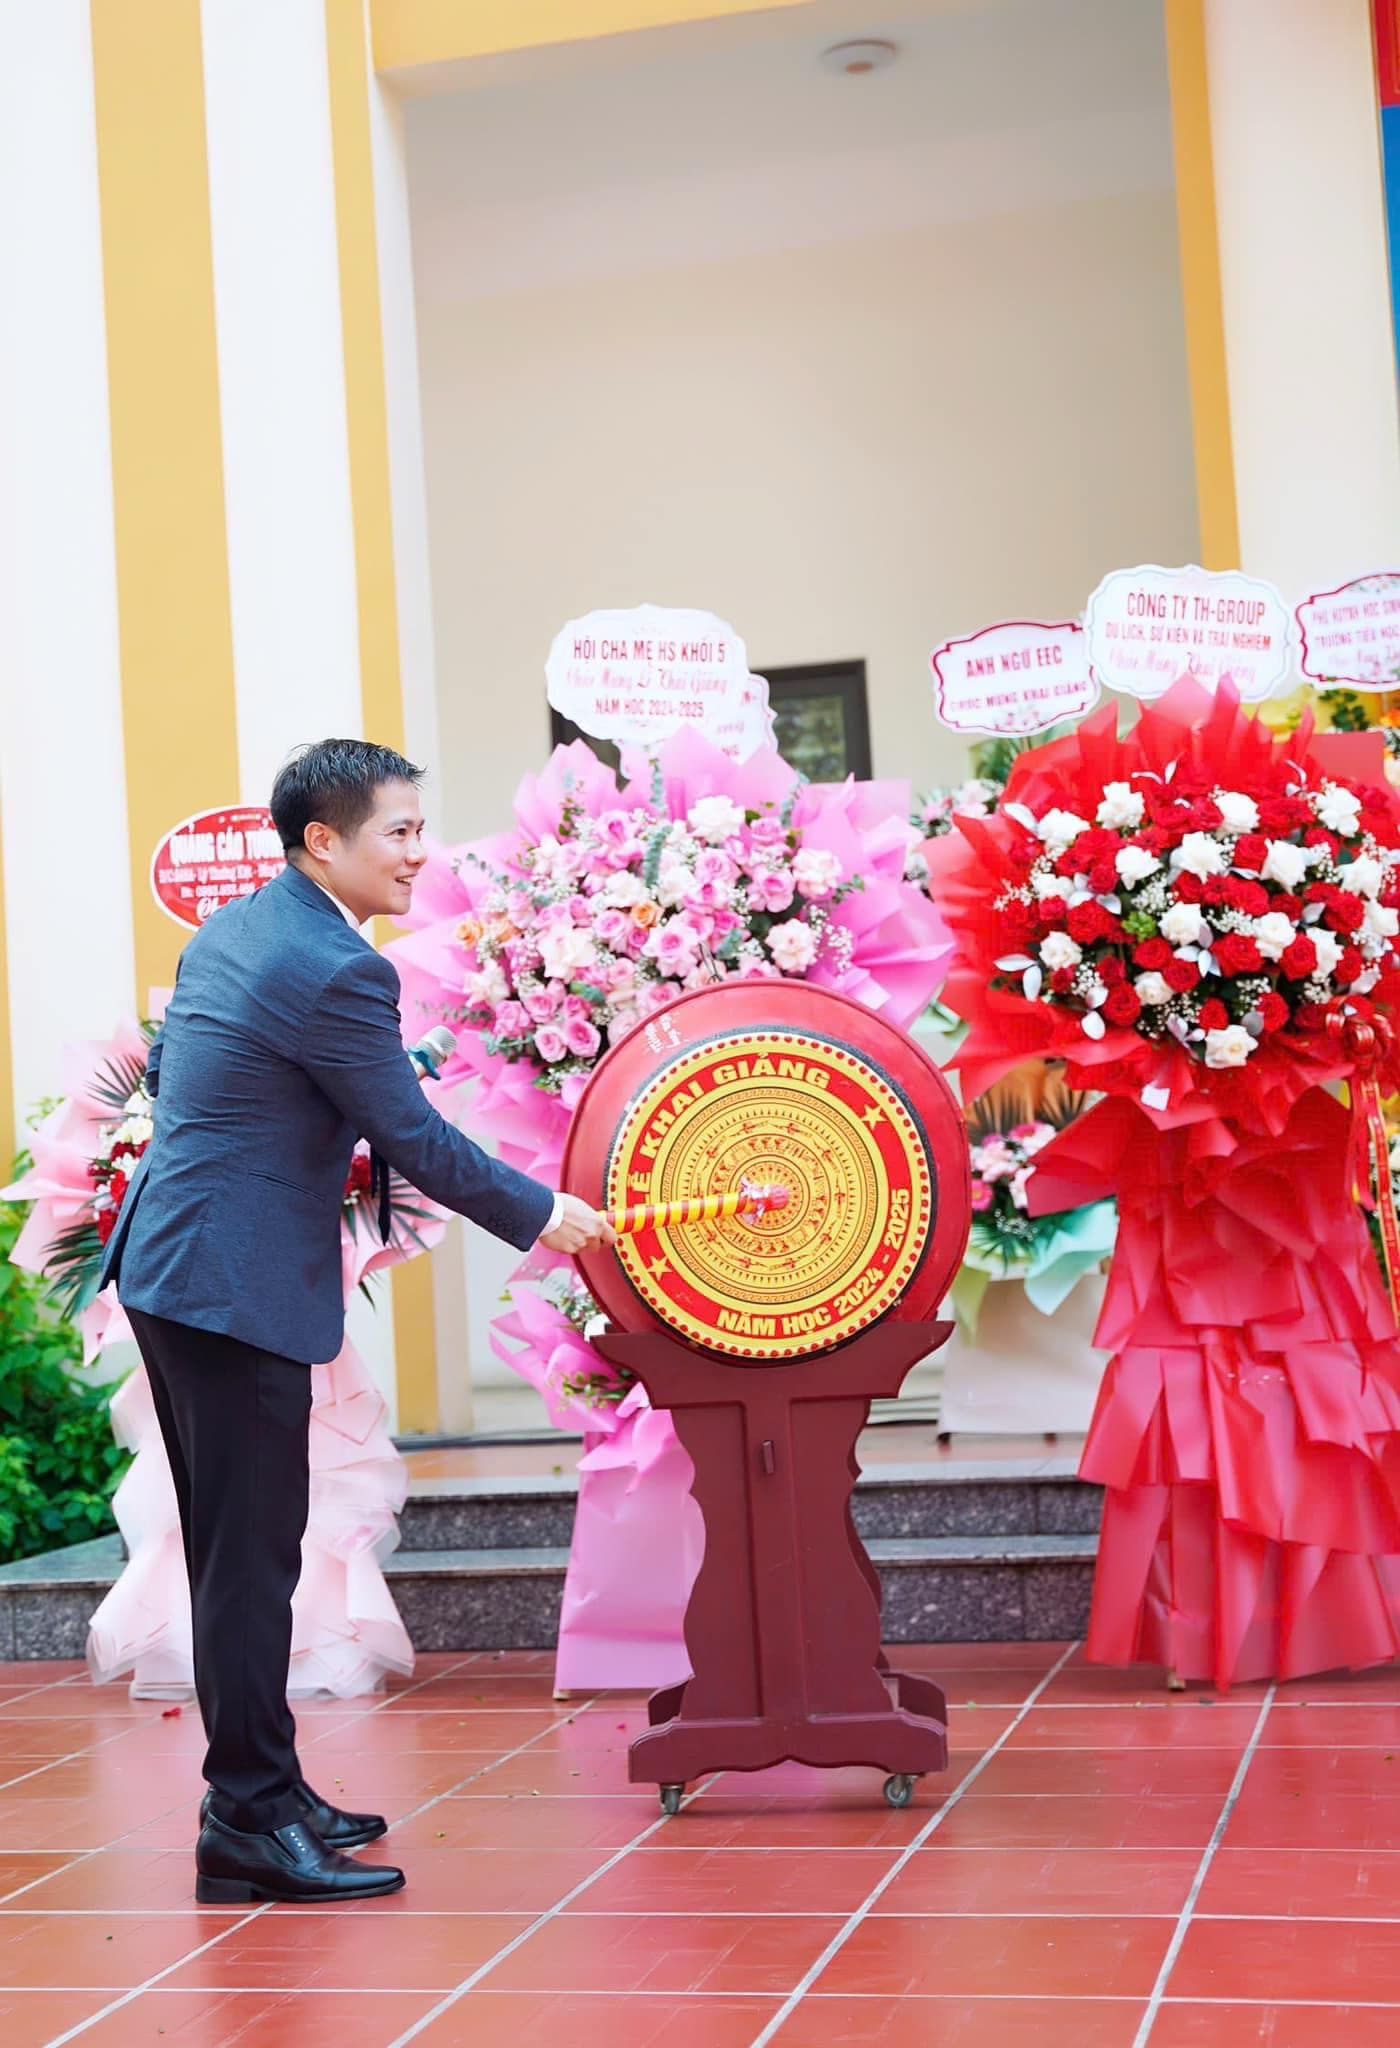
[606,1029,932,1358]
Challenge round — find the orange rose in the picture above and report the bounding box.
[485,914,519,944]
[632,901,661,929]
[455,916,482,948]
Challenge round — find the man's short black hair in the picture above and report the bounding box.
[270,739,424,851]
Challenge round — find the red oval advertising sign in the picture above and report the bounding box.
[151,805,286,929]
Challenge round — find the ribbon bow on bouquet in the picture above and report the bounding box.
[1327,995,1400,1319]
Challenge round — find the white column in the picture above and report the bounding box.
[0,1,136,1124]
[1205,0,1400,595]
[200,0,364,802]
[366,70,476,1427]
[201,0,399,1417]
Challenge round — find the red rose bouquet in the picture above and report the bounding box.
[928,679,1400,1688]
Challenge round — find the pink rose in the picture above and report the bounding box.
[522,982,563,1022]
[694,849,736,887]
[493,1001,530,1038]
[562,993,592,1022]
[685,879,732,912]
[533,1024,568,1063]
[564,1015,602,1059]
[792,847,841,902]
[593,908,631,949]
[748,815,787,848]
[749,869,796,914]
[646,924,703,975]
[606,957,636,991]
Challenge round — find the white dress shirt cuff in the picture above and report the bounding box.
[542,1192,564,1236]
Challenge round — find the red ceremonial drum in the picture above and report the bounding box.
[563,981,971,1812]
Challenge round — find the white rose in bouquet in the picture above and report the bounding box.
[1204,1024,1257,1067]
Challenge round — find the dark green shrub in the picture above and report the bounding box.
[0,1167,128,1564]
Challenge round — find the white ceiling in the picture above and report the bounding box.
[405,0,1174,300]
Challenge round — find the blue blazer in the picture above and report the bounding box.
[102,863,553,1365]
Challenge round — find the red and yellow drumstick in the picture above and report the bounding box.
[609,1178,790,1236]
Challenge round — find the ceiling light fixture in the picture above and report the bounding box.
[819,39,898,77]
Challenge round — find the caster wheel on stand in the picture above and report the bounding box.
[883,1773,916,1809]
[659,1784,685,1816]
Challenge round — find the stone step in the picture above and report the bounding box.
[0,1529,1095,1661]
[396,1461,1103,1553]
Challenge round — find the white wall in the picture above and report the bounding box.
[417,185,1198,837]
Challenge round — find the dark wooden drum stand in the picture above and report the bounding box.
[565,982,971,1812]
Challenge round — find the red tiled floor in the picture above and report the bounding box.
[0,1910,243,1988]
[4,1646,1400,2048]
[569,1847,895,1915]
[69,1989,443,2045]
[1006,1704,1260,1749]
[769,1995,1147,2045]
[1195,1846,1400,1918]
[161,1912,531,1993]
[478,1911,843,1995]
[1151,2006,1400,2047]
[1170,1915,1400,2004]
[0,1990,114,2048]
[414,1990,782,2044]
[811,1914,1172,1999]
[877,1846,1199,1916]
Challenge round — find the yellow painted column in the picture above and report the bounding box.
[326,0,440,1432]
[1163,0,1240,570]
[89,0,241,1009]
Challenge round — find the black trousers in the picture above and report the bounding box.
[125,1309,312,1834]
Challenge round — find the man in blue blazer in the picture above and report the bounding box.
[102,739,611,1903]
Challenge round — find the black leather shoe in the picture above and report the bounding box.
[200,1781,387,1850]
[195,1814,404,1904]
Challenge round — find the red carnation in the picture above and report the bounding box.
[1132,937,1173,970]
[1259,795,1310,835]
[1304,827,1339,860]
[1088,860,1118,895]
[1098,956,1126,987]
[1335,946,1365,986]
[1199,998,1230,1032]
[1103,985,1142,1026]
[1225,878,1269,917]
[1174,872,1206,904]
[1188,799,1223,832]
[1163,957,1200,994]
[1233,833,1269,872]
[1135,826,1171,856]
[1325,893,1366,934]
[1203,876,1231,907]
[107,1170,129,1209]
[1213,933,1262,975]
[1037,896,1070,926]
[96,1207,117,1246]
[1295,1001,1326,1031]
[1281,933,1318,979]
[1050,966,1076,994]
[1271,892,1304,924]
[1257,990,1290,1032]
[1000,898,1036,940]
[1066,902,1102,944]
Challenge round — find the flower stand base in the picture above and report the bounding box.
[593,1321,953,1810]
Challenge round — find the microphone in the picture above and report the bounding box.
[407,1025,457,1081]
